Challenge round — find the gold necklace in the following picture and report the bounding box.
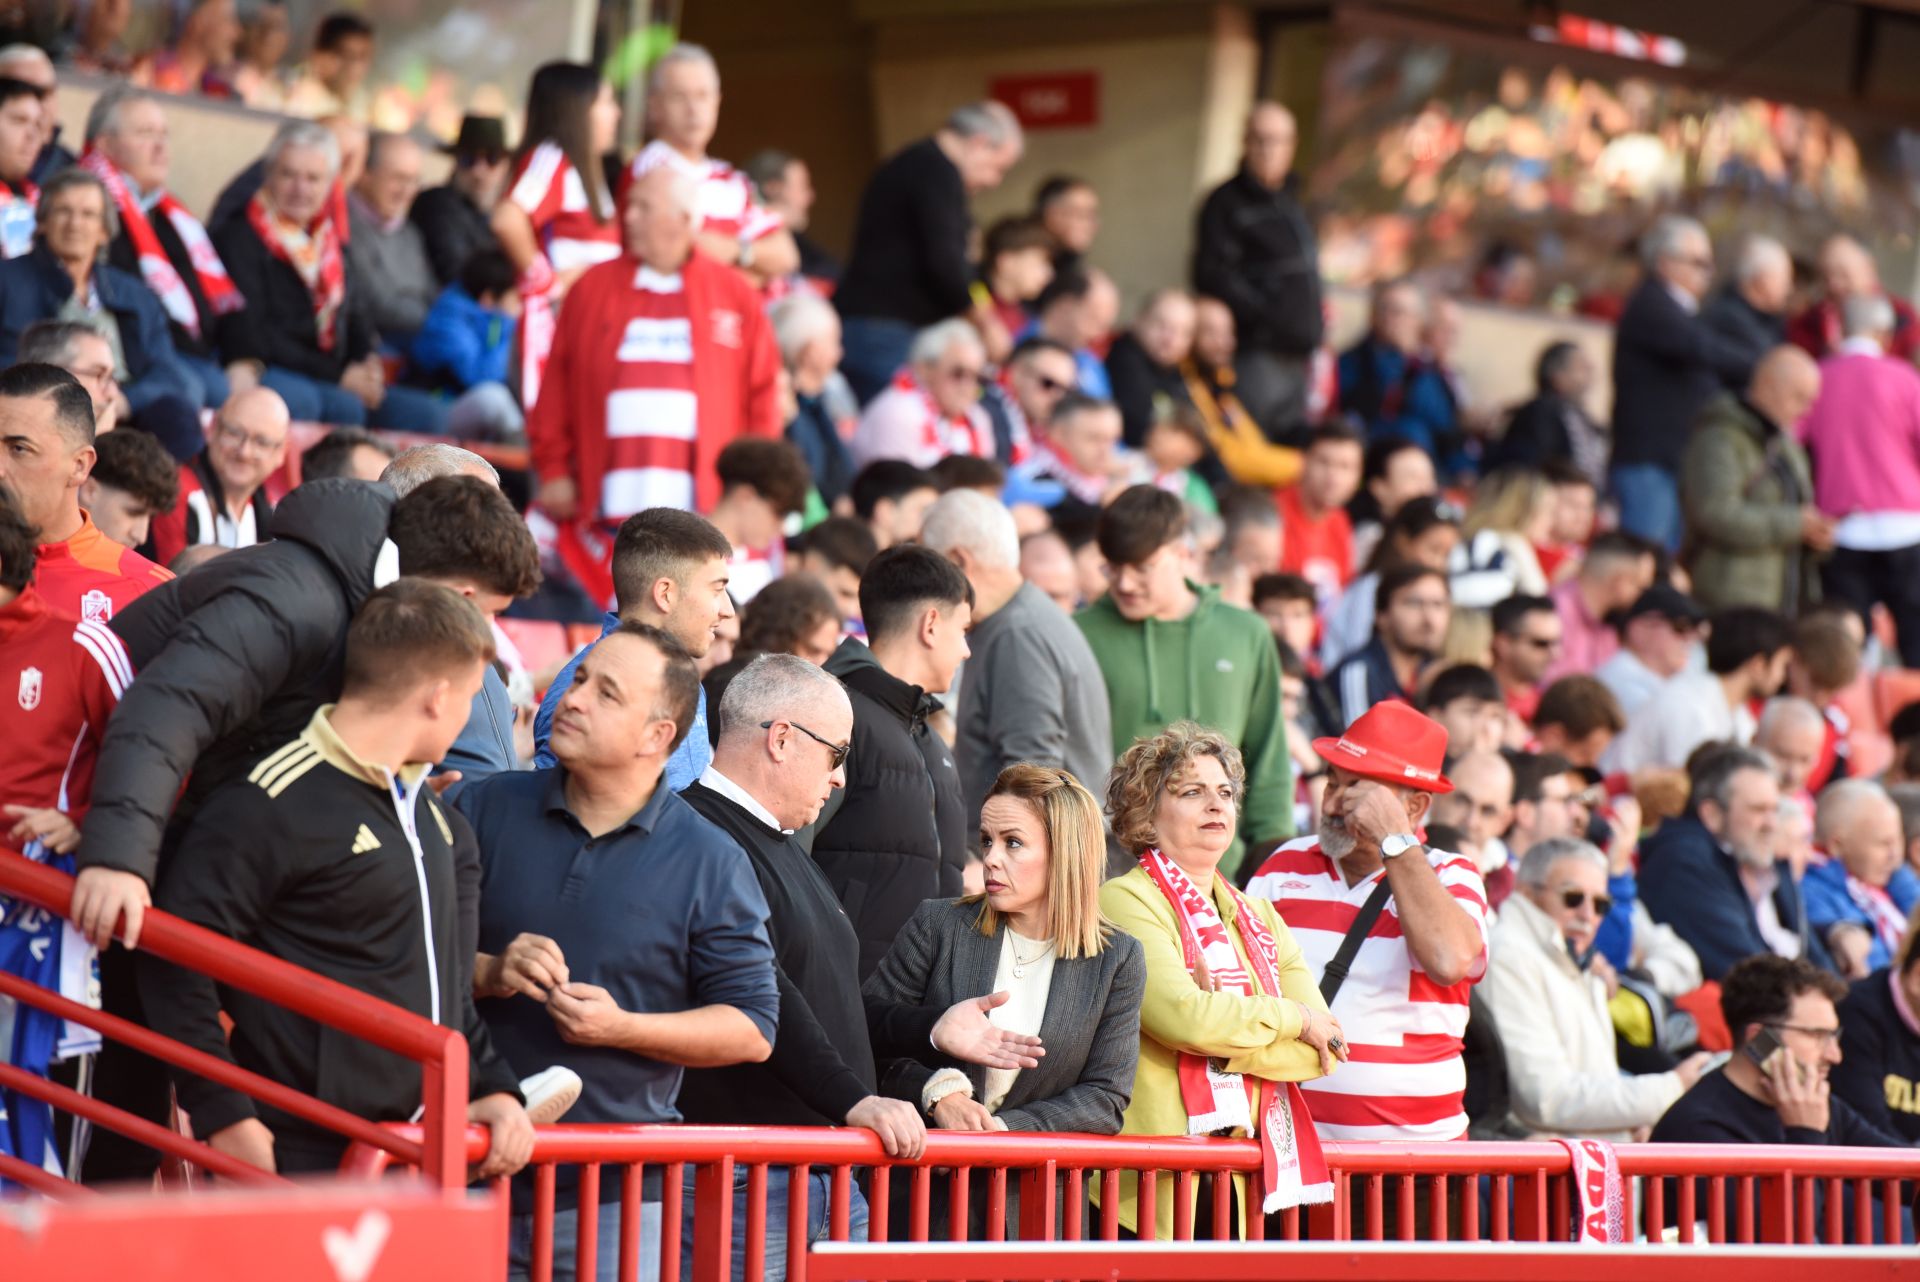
[1009,933,1054,979]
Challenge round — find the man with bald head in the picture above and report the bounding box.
[1430,750,1516,893]
[528,164,781,531]
[1790,234,1920,363]
[1105,287,1198,446]
[149,386,290,565]
[1703,235,1793,381]
[1681,345,1829,613]
[1193,101,1323,438]
[1803,780,1917,979]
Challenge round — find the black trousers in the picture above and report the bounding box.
[81,944,169,1184]
[1822,543,1920,667]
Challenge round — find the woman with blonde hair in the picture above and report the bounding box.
[865,763,1145,1135]
[1097,722,1343,1239]
[1451,466,1553,609]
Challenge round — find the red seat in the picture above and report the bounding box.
[496,618,570,679]
[1872,669,1920,733]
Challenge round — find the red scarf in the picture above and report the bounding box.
[81,148,242,339]
[245,188,346,352]
[1138,848,1331,1212]
[894,370,992,460]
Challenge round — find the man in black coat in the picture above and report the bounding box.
[1701,234,1792,390]
[1192,102,1323,439]
[807,545,973,981]
[1609,214,1752,552]
[409,114,508,288]
[1488,341,1607,486]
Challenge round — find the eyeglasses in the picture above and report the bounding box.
[762,719,850,769]
[1559,888,1614,917]
[1519,634,1563,651]
[1768,1023,1843,1047]
[1034,375,1071,395]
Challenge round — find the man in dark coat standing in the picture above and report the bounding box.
[1701,235,1793,388]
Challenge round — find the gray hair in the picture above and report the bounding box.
[1756,695,1825,744]
[0,44,52,80]
[1814,777,1893,846]
[648,42,719,96]
[36,169,118,241]
[264,118,341,179]
[1735,235,1790,284]
[716,652,849,742]
[1518,836,1608,887]
[1642,214,1709,269]
[909,317,985,370]
[18,319,106,367]
[768,293,839,367]
[379,443,500,496]
[1842,292,1895,341]
[1691,744,1776,811]
[920,489,1020,570]
[85,84,160,147]
[946,100,1022,149]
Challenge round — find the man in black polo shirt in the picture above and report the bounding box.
[457,622,778,1282]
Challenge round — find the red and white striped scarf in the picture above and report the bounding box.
[1138,847,1332,1211]
[245,188,346,352]
[80,148,242,339]
[893,370,992,461]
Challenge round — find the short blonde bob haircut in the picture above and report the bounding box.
[967,763,1114,960]
[1106,721,1247,857]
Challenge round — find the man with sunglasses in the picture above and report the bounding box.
[1489,594,1562,728]
[1485,837,1711,1140]
[851,317,998,470]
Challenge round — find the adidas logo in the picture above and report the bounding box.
[351,824,382,854]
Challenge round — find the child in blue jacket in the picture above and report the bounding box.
[410,250,522,439]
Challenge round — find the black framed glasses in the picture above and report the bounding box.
[762,719,850,769]
[1560,888,1613,917]
[1768,1023,1843,1048]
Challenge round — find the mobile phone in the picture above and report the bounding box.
[1742,1026,1785,1070]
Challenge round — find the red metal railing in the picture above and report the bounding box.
[0,849,471,1191]
[342,1124,1920,1282]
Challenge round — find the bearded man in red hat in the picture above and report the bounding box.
[1247,700,1490,1153]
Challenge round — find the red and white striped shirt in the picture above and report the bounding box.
[508,141,622,276]
[600,264,698,520]
[850,373,995,470]
[629,140,784,244]
[1247,837,1490,1143]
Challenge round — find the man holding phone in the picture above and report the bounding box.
[1650,954,1899,1148]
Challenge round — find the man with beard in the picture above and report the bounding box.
[1321,563,1450,734]
[1248,700,1489,1145]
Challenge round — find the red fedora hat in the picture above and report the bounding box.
[1311,700,1453,794]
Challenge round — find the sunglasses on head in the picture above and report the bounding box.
[1560,888,1613,917]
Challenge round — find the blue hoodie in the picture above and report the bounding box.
[410,284,515,391]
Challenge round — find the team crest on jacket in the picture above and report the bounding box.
[80,589,112,623]
[710,309,742,349]
[18,666,42,711]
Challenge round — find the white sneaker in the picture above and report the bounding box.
[519,1066,583,1125]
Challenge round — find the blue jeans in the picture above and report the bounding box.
[261,365,366,425]
[508,1198,661,1282]
[838,315,916,406]
[176,352,231,409]
[368,382,450,433]
[680,1167,869,1282]
[1610,463,1682,553]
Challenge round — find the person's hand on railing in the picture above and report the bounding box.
[1293,1001,1350,1077]
[931,1094,1009,1132]
[208,1117,277,1175]
[846,1095,928,1159]
[469,1092,535,1179]
[931,992,1045,1070]
[71,866,152,950]
[5,805,80,854]
[478,933,570,1001]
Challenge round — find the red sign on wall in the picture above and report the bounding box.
[988,72,1100,131]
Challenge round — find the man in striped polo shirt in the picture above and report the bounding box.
[1248,700,1490,1146]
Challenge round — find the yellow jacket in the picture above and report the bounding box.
[1180,362,1303,489]
[1095,866,1332,1238]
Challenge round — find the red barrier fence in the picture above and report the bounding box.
[342,1124,1920,1282]
[0,849,472,1192]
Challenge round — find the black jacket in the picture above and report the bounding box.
[1105,330,1194,449]
[108,218,241,363]
[212,213,376,383]
[78,480,397,885]
[1700,287,1785,390]
[812,638,968,981]
[408,183,499,288]
[1610,278,1752,473]
[835,139,974,327]
[1191,169,1322,357]
[1637,815,1831,982]
[1488,393,1576,470]
[137,711,520,1154]
[1833,969,1920,1145]
[678,782,943,1128]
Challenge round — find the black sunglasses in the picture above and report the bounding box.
[1560,888,1613,917]
[762,719,850,769]
[1035,375,1071,394]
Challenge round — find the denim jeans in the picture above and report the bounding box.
[368,382,450,433]
[679,1166,869,1282]
[508,1198,661,1282]
[1610,463,1682,553]
[261,366,367,425]
[838,315,916,407]
[175,352,232,410]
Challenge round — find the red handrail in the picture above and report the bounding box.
[0,848,471,1188]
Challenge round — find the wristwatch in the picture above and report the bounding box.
[1380,833,1422,859]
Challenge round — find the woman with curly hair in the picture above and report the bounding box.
[1096,721,1344,1238]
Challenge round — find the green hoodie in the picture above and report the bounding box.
[1076,581,1294,877]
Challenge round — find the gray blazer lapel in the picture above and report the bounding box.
[952,914,1004,1097]
[998,949,1101,1112]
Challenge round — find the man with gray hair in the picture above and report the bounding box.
[1755,696,1830,800]
[1803,779,1916,979]
[346,131,439,340]
[1485,836,1710,1139]
[1610,213,1752,551]
[1797,288,1920,665]
[920,488,1112,832]
[19,319,123,433]
[1702,235,1793,381]
[850,317,994,469]
[835,100,1024,404]
[379,441,500,495]
[675,651,1046,1278]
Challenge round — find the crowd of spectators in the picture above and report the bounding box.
[6,20,1920,1272]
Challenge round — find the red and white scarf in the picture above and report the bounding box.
[80,148,242,339]
[1138,847,1331,1211]
[894,370,993,461]
[517,253,557,410]
[245,188,346,352]
[1845,871,1908,958]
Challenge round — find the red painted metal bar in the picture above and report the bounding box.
[0,1150,93,1197]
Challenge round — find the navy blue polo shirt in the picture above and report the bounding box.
[455,766,779,1201]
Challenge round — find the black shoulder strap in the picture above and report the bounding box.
[1318,876,1394,1004]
